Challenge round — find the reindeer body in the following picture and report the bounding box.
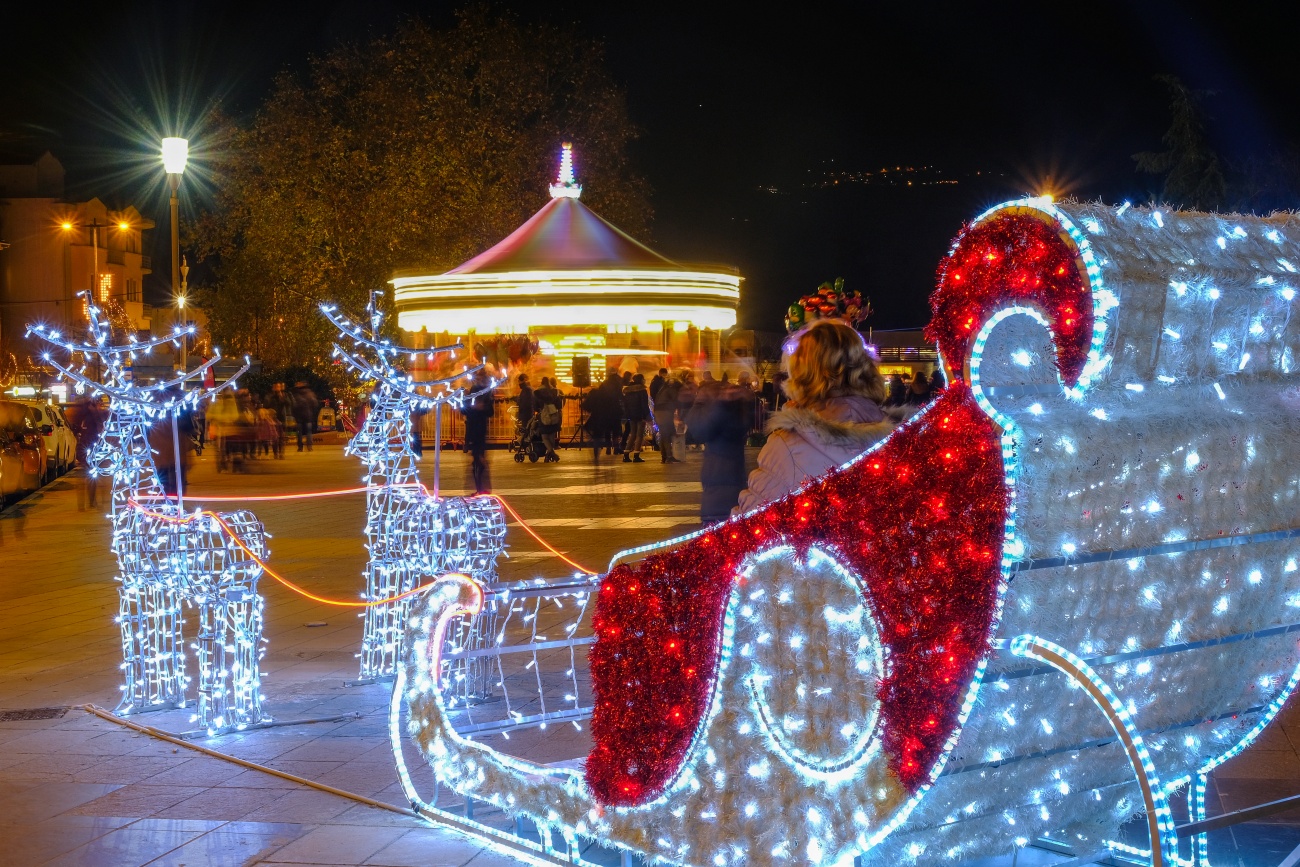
[353,387,505,680]
[323,299,505,682]
[98,403,270,732]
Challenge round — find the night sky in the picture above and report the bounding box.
[3,1,1298,332]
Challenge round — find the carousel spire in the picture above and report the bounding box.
[549,142,582,199]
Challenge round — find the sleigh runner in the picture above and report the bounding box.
[395,198,1300,867]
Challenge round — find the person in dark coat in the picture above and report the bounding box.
[652,374,682,463]
[582,370,622,464]
[291,381,320,452]
[686,381,751,523]
[884,373,908,408]
[650,367,668,403]
[535,377,563,461]
[463,368,495,493]
[621,373,651,462]
[906,371,932,406]
[65,395,106,508]
[515,374,536,425]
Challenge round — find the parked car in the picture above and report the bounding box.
[23,401,76,479]
[0,400,45,503]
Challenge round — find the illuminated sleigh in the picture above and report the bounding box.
[394,199,1300,867]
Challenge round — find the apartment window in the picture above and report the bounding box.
[126,278,138,302]
[99,273,113,302]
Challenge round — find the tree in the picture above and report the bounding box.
[192,7,651,369]
[1133,74,1226,211]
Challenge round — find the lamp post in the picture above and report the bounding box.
[161,136,188,370]
[178,255,189,373]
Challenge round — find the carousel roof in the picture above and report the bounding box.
[392,144,740,334]
[448,196,678,274]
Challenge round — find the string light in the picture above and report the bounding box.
[391,199,1300,867]
[323,295,507,681]
[28,303,268,736]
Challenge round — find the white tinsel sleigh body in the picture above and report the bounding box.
[395,199,1300,867]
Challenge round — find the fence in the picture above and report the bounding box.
[417,395,588,448]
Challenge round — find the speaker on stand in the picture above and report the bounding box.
[567,355,591,449]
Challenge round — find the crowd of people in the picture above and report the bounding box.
[496,332,944,523]
[199,381,328,473]
[53,334,938,529]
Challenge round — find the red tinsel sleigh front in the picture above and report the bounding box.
[586,213,1093,806]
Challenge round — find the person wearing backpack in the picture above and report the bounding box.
[535,376,563,462]
[652,373,682,463]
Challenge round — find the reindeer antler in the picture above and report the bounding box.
[320,303,463,360]
[322,297,497,408]
[29,296,248,414]
[331,344,488,409]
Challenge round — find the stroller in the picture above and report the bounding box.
[509,414,546,463]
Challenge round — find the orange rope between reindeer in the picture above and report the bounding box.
[127,499,439,608]
[128,486,597,608]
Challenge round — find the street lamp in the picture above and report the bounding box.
[161,136,188,371]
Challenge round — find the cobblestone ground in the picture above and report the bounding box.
[0,442,1297,865]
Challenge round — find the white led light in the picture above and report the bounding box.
[28,306,267,735]
[324,298,506,681]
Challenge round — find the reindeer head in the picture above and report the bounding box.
[323,295,499,470]
[88,406,153,480]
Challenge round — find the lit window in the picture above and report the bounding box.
[99,273,113,302]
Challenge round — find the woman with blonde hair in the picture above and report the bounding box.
[734,318,892,513]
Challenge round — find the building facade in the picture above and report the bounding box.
[0,153,154,368]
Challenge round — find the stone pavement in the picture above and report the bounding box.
[0,442,1298,866]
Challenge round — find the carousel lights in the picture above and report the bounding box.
[549,142,582,199]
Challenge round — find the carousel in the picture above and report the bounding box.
[391,145,741,383]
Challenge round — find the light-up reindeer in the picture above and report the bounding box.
[323,296,505,682]
[28,302,269,734]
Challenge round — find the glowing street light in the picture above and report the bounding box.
[161,137,189,175]
[161,137,189,372]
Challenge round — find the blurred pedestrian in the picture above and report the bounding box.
[652,373,681,463]
[149,398,194,497]
[64,394,106,508]
[687,379,750,523]
[291,381,320,452]
[677,370,699,450]
[906,370,931,407]
[621,373,650,462]
[582,370,622,464]
[535,376,563,461]
[884,373,908,408]
[463,368,495,493]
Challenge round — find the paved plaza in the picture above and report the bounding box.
[1,442,1298,866]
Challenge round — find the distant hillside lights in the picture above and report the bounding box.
[760,165,996,194]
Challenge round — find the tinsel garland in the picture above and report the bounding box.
[928,213,1092,385]
[587,382,1008,806]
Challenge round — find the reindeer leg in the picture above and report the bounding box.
[150,579,187,708]
[224,583,267,728]
[193,594,225,733]
[114,576,146,713]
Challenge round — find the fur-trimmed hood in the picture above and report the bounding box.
[765,395,892,449]
[766,405,893,449]
[737,394,892,514]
